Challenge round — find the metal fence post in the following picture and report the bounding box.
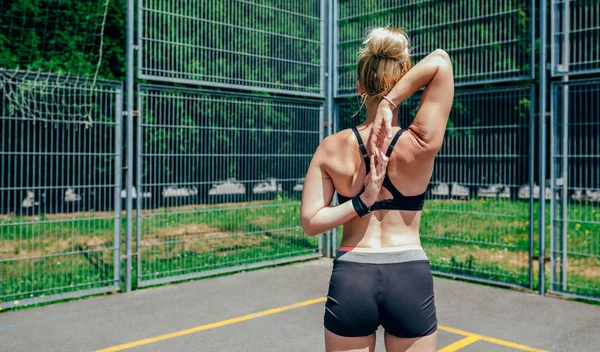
[115,89,124,290]
[560,0,570,292]
[323,0,336,258]
[125,0,134,292]
[539,0,548,296]
[529,86,535,290]
[136,87,143,287]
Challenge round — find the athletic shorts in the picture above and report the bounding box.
[323,248,437,338]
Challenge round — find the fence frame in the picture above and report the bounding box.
[551,0,600,77]
[134,83,326,288]
[136,0,326,99]
[430,84,537,291]
[549,77,600,302]
[0,78,124,309]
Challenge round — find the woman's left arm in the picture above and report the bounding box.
[300,142,358,236]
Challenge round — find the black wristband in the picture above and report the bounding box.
[352,195,371,218]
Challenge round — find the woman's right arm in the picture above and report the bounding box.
[369,49,454,154]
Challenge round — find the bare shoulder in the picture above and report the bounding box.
[315,129,355,154]
[312,129,356,170]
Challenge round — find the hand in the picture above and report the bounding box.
[368,100,395,155]
[360,146,389,207]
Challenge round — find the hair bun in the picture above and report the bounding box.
[364,27,410,61]
[356,27,413,101]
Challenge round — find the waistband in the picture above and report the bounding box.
[334,248,428,264]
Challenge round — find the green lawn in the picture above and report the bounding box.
[1,197,598,306]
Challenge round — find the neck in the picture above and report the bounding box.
[362,100,400,127]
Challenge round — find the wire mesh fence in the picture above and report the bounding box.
[335,0,534,96]
[135,85,323,286]
[0,76,122,309]
[336,85,534,288]
[551,0,600,76]
[138,0,324,97]
[2,0,600,308]
[550,78,600,300]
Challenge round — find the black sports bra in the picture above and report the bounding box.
[337,127,426,211]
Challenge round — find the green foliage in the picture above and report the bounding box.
[0,0,125,80]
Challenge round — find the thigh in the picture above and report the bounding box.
[324,261,380,338]
[325,328,376,352]
[384,330,437,352]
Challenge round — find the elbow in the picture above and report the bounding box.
[433,49,452,70]
[423,139,443,155]
[434,49,451,63]
[302,227,320,237]
[301,215,318,237]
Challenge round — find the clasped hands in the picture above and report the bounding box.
[359,100,396,208]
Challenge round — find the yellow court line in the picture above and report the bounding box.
[438,325,549,352]
[95,296,548,352]
[437,335,480,352]
[94,297,327,352]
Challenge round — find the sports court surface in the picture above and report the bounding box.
[1,258,599,352]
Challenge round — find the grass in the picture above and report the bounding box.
[1,197,599,308]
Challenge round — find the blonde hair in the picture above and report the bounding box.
[357,27,412,102]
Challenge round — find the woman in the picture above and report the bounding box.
[300,27,454,352]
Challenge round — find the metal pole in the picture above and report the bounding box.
[125,0,134,292]
[323,0,336,258]
[549,78,556,293]
[560,0,570,291]
[528,0,537,291]
[318,105,326,257]
[330,0,340,257]
[115,89,123,290]
[539,0,548,296]
[136,88,143,286]
[529,86,535,290]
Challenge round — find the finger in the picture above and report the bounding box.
[377,150,387,174]
[377,128,385,150]
[369,138,377,159]
[370,155,376,176]
[369,123,381,154]
[371,145,379,159]
[385,117,393,139]
[380,147,388,164]
[380,147,388,165]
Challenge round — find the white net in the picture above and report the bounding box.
[0,0,111,126]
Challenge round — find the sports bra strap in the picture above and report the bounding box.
[386,129,404,157]
[351,127,369,161]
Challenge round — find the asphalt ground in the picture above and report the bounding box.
[1,258,599,352]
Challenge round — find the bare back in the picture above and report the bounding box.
[300,49,453,252]
[318,124,436,248]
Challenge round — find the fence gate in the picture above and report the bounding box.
[0,77,123,309]
[133,0,327,287]
[548,0,600,301]
[550,79,600,301]
[135,86,323,287]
